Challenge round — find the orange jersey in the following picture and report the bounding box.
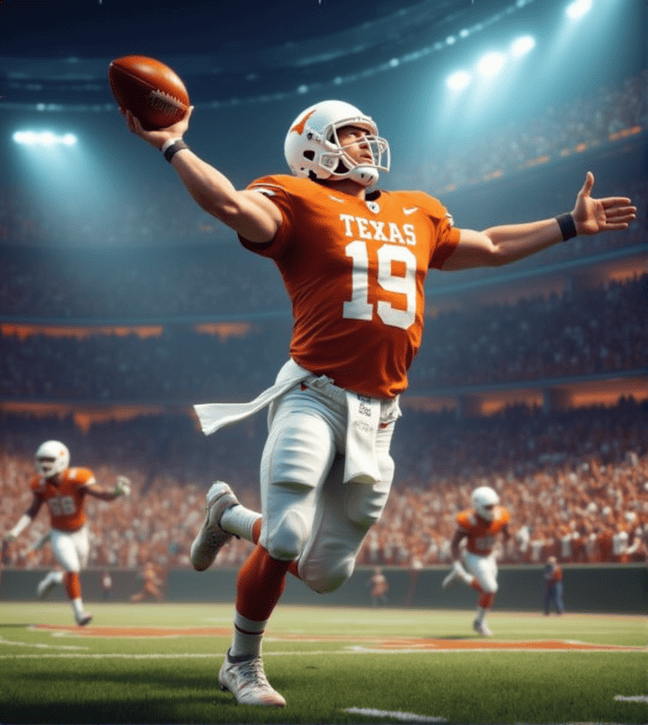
[241,175,461,398]
[456,506,510,556]
[30,467,96,532]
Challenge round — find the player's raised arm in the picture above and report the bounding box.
[441,171,636,271]
[123,108,282,243]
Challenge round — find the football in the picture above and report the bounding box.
[109,55,190,130]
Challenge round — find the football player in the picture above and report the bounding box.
[3,440,131,626]
[123,99,635,706]
[442,486,511,636]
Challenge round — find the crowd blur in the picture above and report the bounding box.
[1,273,645,401]
[2,398,646,570]
[396,70,648,193]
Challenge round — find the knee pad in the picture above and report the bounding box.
[344,482,388,529]
[300,553,355,594]
[264,508,310,561]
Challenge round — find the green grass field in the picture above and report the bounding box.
[0,602,645,724]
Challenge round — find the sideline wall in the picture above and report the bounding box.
[2,565,645,614]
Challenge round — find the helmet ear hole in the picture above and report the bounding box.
[302,150,315,160]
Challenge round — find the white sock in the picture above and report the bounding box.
[71,598,84,619]
[475,606,487,624]
[220,505,261,543]
[229,611,266,660]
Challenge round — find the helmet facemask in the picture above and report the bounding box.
[321,122,390,186]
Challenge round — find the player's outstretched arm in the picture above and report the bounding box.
[4,497,42,542]
[441,171,636,271]
[123,108,282,244]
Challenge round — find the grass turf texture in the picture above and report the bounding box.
[0,602,645,724]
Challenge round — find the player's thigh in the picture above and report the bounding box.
[50,529,82,572]
[298,435,395,592]
[260,389,339,558]
[464,552,497,592]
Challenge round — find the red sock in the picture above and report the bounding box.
[236,545,291,622]
[63,572,81,600]
[470,579,484,593]
[479,592,495,609]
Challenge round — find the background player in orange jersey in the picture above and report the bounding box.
[3,440,131,626]
[442,486,511,636]
[123,99,635,707]
[130,562,165,602]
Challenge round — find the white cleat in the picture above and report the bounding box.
[76,612,93,627]
[473,619,493,637]
[37,575,57,600]
[190,481,239,571]
[442,567,460,590]
[218,651,286,707]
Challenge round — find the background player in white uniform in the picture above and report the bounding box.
[123,99,635,707]
[3,440,131,626]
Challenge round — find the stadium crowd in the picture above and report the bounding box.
[2,399,646,571]
[1,273,645,401]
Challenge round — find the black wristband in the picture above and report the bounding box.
[555,213,577,242]
[163,139,189,163]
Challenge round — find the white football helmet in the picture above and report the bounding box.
[471,486,499,522]
[284,99,390,187]
[35,440,70,478]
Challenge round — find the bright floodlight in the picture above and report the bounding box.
[12,130,78,147]
[511,35,536,57]
[566,0,592,19]
[477,52,505,77]
[446,71,472,91]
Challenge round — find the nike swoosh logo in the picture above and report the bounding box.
[329,195,345,203]
[403,207,418,215]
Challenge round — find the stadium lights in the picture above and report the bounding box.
[12,130,77,147]
[477,52,505,77]
[446,71,472,91]
[511,35,536,57]
[566,0,592,20]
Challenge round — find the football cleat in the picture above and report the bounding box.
[218,651,286,707]
[442,567,460,590]
[37,574,57,600]
[190,481,239,571]
[473,619,493,637]
[76,612,93,627]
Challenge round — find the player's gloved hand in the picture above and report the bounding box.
[4,532,16,543]
[113,476,132,497]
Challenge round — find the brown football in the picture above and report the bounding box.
[109,55,190,130]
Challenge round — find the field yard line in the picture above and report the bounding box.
[0,635,88,651]
[0,647,643,659]
[344,706,447,723]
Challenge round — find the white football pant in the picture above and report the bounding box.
[463,551,498,594]
[50,526,90,573]
[259,378,399,594]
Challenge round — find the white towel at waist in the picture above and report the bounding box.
[194,363,311,436]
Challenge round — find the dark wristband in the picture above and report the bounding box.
[163,139,189,163]
[555,213,577,242]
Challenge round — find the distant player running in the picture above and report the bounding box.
[442,486,511,636]
[3,440,131,626]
